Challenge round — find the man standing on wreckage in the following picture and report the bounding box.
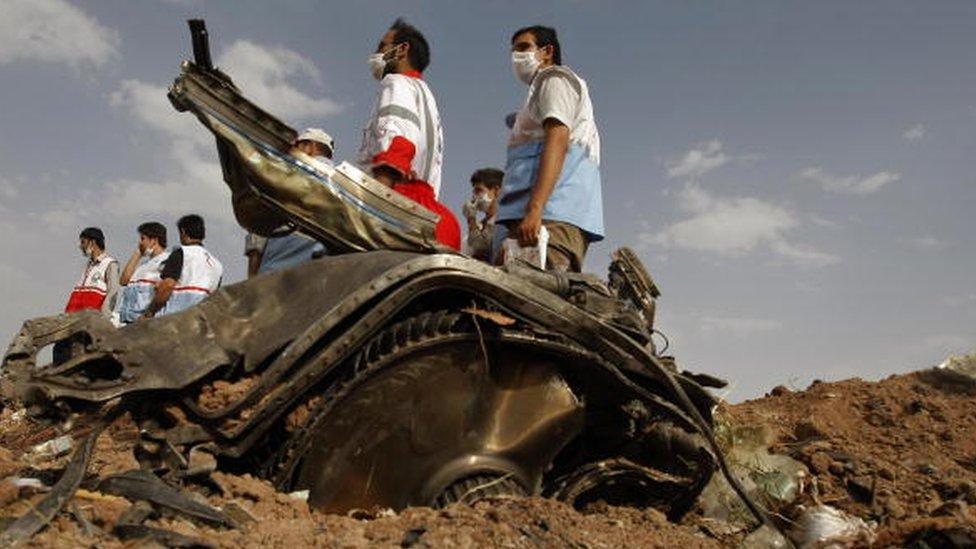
[494,26,604,273]
[357,18,461,250]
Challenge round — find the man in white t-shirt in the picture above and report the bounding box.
[116,221,170,324]
[494,25,604,272]
[142,215,223,319]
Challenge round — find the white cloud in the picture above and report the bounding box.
[666,140,730,179]
[809,214,841,228]
[699,315,782,336]
[0,177,18,201]
[903,235,949,250]
[216,40,343,121]
[665,140,763,180]
[110,80,209,145]
[902,123,926,142]
[797,167,901,195]
[643,184,839,267]
[0,0,119,68]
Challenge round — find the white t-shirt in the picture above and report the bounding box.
[358,73,444,196]
[508,66,601,165]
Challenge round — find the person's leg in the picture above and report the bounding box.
[542,221,588,272]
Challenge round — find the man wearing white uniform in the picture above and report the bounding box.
[65,227,119,317]
[142,214,223,319]
[116,222,170,324]
[494,26,604,272]
[359,18,443,195]
[246,128,333,275]
[358,18,460,249]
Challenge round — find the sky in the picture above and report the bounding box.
[0,0,973,401]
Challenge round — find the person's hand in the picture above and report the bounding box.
[462,198,478,221]
[515,208,543,247]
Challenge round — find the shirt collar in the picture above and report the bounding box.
[402,70,423,80]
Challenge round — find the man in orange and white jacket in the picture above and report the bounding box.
[65,227,119,317]
[358,18,459,250]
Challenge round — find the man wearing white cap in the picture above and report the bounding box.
[245,128,333,275]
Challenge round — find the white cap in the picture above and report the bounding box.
[295,128,334,154]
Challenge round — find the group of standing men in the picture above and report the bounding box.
[66,20,605,319]
[65,215,223,323]
[246,20,604,275]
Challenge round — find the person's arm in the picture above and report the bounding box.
[101,261,120,315]
[120,249,141,285]
[141,249,181,319]
[244,233,266,278]
[142,279,175,318]
[246,251,263,278]
[514,119,570,246]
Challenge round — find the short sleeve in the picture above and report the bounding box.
[533,73,579,127]
[160,248,183,281]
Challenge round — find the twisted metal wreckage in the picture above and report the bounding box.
[0,20,776,545]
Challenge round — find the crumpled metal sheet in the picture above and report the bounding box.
[1,251,424,404]
[169,61,442,254]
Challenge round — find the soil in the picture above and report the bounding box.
[2,365,975,547]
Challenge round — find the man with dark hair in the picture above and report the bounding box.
[115,222,170,324]
[65,227,119,316]
[358,18,459,250]
[462,168,504,260]
[494,25,604,272]
[141,214,223,319]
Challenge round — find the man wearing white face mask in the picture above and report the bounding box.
[359,18,444,196]
[462,167,503,261]
[493,25,604,273]
[357,18,460,250]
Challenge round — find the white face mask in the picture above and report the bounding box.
[511,50,541,85]
[475,192,493,212]
[368,53,386,80]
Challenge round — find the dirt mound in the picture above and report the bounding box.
[728,368,976,544]
[2,365,974,547]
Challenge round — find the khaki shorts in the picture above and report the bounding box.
[497,220,589,272]
[543,220,588,272]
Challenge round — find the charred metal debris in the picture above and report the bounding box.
[0,19,779,545]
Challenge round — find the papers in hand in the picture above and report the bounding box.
[502,225,549,269]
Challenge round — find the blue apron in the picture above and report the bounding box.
[494,141,604,242]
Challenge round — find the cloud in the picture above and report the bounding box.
[666,140,729,179]
[665,140,762,180]
[110,80,208,145]
[903,235,949,250]
[797,167,901,195]
[216,40,343,121]
[643,184,839,267]
[699,315,782,336]
[0,0,119,68]
[809,214,841,228]
[902,123,926,142]
[0,177,18,201]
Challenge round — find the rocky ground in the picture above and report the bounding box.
[1,360,974,548]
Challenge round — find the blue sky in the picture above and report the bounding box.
[0,1,973,400]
